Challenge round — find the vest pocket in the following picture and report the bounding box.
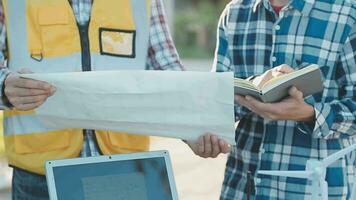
[14,130,71,154]
[99,28,136,58]
[29,4,79,58]
[38,6,69,26]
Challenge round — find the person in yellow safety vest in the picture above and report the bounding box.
[0,136,3,156]
[0,110,12,191]
[0,112,3,155]
[0,0,183,199]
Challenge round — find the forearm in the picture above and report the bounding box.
[0,67,11,109]
[146,0,183,71]
[298,97,356,139]
[295,21,356,139]
[0,1,10,109]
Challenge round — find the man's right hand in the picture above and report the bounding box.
[4,73,56,111]
[251,64,295,89]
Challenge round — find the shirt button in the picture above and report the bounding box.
[275,25,280,30]
[271,56,277,62]
[255,178,262,184]
[260,148,266,154]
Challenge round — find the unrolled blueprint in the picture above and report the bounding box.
[22,71,236,143]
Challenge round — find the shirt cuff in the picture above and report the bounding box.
[0,69,11,109]
[296,103,332,139]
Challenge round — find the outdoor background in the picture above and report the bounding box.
[0,1,231,199]
[172,0,229,58]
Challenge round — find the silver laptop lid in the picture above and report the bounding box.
[45,150,178,200]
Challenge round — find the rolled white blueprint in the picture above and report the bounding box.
[22,70,236,144]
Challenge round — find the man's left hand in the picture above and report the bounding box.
[236,86,315,122]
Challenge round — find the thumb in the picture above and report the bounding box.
[289,86,303,100]
[277,64,295,74]
[219,139,231,153]
[185,136,204,154]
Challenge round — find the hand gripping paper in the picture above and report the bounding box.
[22,71,236,144]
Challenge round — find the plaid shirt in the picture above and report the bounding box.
[0,0,183,157]
[215,0,356,199]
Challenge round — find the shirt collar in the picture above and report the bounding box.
[291,0,315,16]
[253,0,315,16]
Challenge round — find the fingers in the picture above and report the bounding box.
[253,71,272,89]
[237,95,281,120]
[251,65,294,90]
[245,96,269,111]
[271,70,285,78]
[235,95,248,106]
[276,64,295,74]
[5,73,55,92]
[245,96,281,119]
[219,139,231,153]
[211,135,221,158]
[14,78,54,91]
[289,86,303,100]
[235,95,254,112]
[185,135,203,156]
[15,100,46,111]
[236,95,269,114]
[5,87,50,97]
[236,95,270,119]
[4,73,56,110]
[242,93,310,121]
[9,94,49,110]
[203,134,213,157]
[10,95,48,105]
[186,133,230,158]
[235,95,243,105]
[198,135,205,154]
[271,65,294,78]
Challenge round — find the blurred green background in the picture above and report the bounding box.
[173,0,230,59]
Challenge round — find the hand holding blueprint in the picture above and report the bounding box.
[22,71,236,143]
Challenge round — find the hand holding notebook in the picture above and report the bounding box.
[235,64,324,122]
[234,64,324,103]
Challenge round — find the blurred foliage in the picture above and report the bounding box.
[174,0,230,59]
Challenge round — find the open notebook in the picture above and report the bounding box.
[234,64,324,103]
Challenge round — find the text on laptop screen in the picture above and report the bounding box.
[51,157,173,200]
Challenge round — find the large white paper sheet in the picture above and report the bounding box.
[22,71,235,144]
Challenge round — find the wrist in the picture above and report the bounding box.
[299,104,315,123]
[2,73,13,108]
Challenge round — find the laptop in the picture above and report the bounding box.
[45,150,178,200]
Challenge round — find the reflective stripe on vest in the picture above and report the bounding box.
[4,114,59,136]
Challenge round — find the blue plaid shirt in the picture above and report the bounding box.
[215,0,356,199]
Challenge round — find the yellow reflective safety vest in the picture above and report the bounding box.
[0,112,4,157]
[3,0,151,175]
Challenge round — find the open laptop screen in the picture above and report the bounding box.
[46,152,176,200]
